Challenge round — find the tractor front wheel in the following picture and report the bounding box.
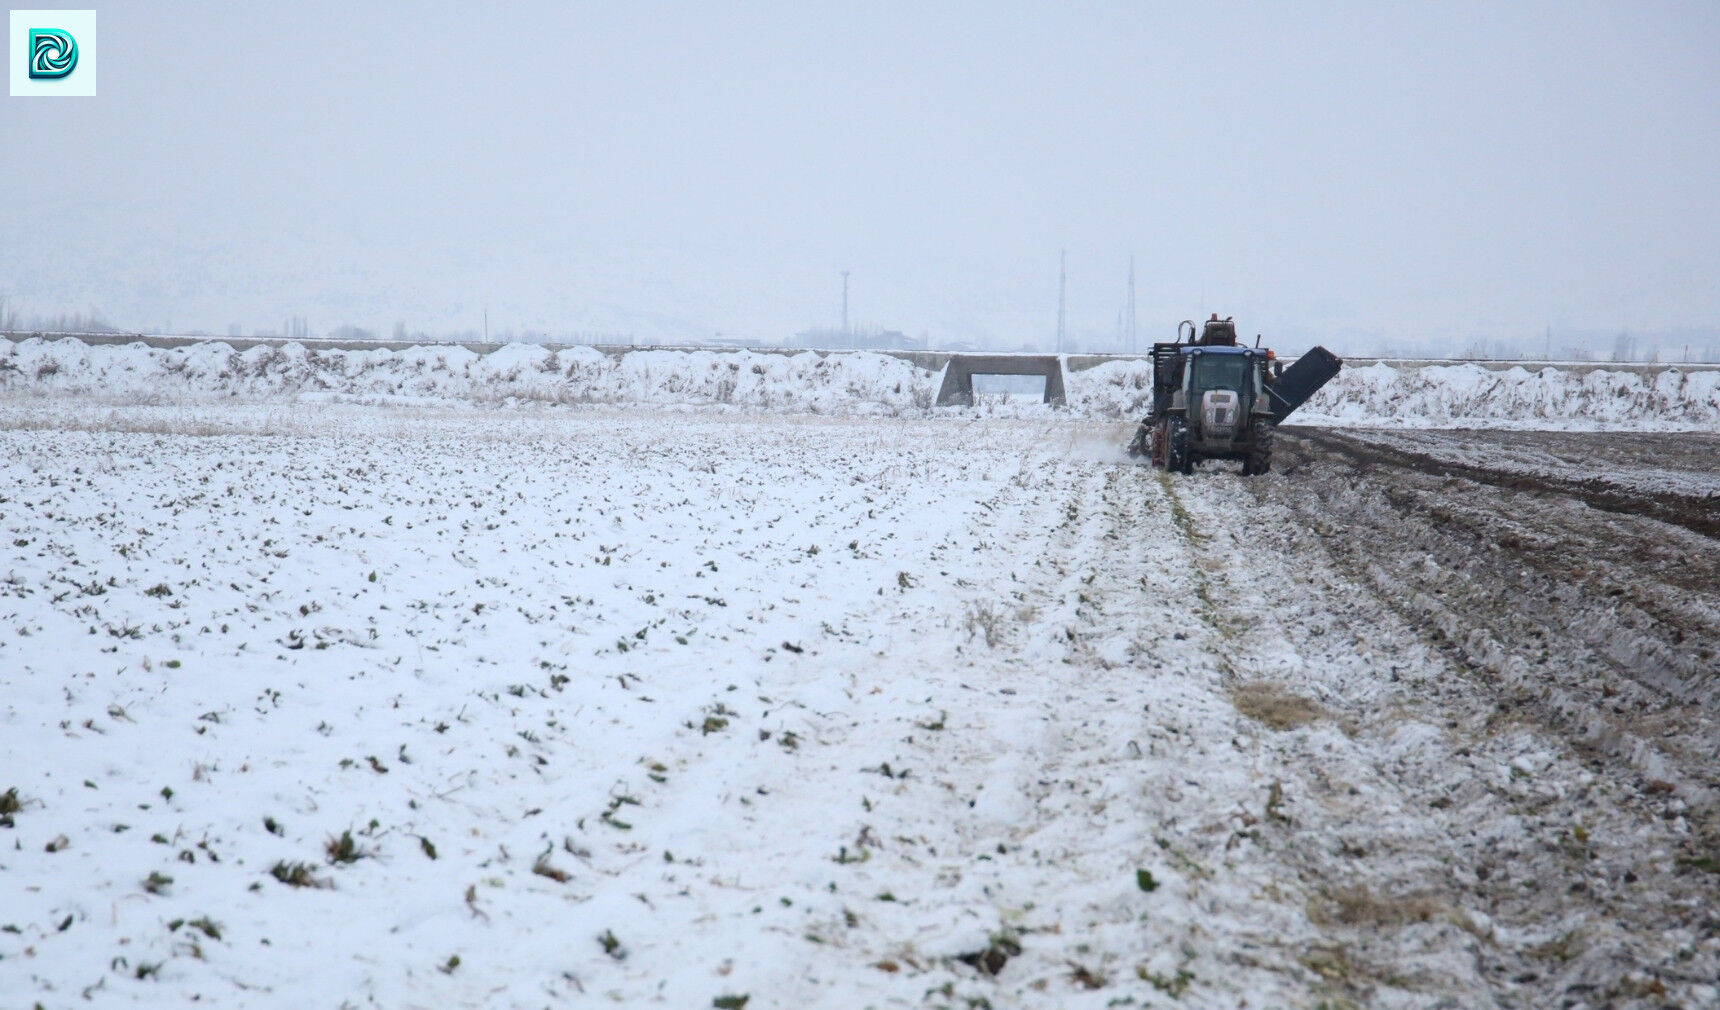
[1243,420,1274,475]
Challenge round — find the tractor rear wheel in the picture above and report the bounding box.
[1244,420,1274,475]
[1165,417,1192,474]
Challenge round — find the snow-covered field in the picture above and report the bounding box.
[4,336,1718,428]
[5,402,1718,1008]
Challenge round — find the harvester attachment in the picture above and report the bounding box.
[1265,346,1343,422]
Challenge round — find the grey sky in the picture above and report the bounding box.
[4,1,1717,351]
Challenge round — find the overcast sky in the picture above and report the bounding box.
[4,1,1717,350]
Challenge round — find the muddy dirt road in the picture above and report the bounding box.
[1236,426,1720,1007]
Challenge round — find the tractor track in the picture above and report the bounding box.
[1185,428,1720,1006]
[1285,426,1720,540]
[1258,424,1720,839]
[1266,427,1720,745]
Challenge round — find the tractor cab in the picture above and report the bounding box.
[1179,345,1269,445]
[1145,343,1272,425]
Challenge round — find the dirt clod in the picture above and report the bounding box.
[1229,681,1324,730]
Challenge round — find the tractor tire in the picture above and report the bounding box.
[1244,420,1273,476]
[1165,417,1192,475]
[1126,423,1148,459]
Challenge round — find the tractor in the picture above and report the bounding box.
[1127,315,1342,475]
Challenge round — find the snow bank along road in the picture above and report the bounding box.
[2,406,1717,1009]
[6,334,1720,428]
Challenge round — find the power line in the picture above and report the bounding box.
[1127,254,1136,353]
[1056,249,1066,354]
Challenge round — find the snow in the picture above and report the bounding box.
[1296,360,1720,430]
[4,341,1717,1006]
[3,410,1348,1008]
[0,339,938,416]
[4,336,1717,428]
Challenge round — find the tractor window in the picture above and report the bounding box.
[1187,355,1252,399]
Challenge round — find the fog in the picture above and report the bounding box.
[4,1,1717,356]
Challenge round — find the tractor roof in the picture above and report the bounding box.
[1182,345,1259,356]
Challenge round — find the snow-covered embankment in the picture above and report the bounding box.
[2,336,1716,428]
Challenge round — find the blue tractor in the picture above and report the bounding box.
[1127,315,1342,475]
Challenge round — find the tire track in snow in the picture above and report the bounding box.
[1178,456,1720,1008]
[1171,469,1511,1005]
[797,455,1336,1007]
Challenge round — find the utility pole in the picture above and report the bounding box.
[1127,254,1137,353]
[841,270,850,336]
[1056,249,1067,354]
